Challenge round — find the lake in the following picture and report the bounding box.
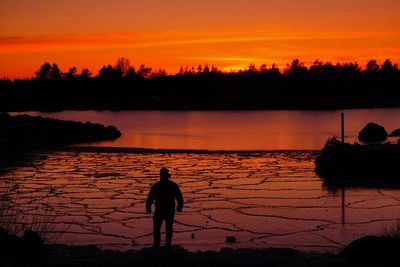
[13,109,400,150]
[2,109,400,252]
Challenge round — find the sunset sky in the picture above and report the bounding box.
[1,0,400,78]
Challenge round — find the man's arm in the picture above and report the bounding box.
[176,185,184,212]
[146,185,155,213]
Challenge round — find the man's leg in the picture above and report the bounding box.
[153,212,163,248]
[165,212,175,248]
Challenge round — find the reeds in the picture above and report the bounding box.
[0,183,66,244]
[383,219,400,240]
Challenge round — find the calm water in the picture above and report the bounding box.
[14,109,400,150]
[3,109,400,252]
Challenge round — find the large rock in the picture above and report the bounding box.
[0,228,22,261]
[0,227,9,256]
[358,123,387,143]
[391,128,400,136]
[341,235,400,264]
[0,228,45,264]
[22,229,44,258]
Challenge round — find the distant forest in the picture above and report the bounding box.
[1,58,399,111]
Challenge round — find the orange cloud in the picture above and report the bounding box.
[1,28,400,78]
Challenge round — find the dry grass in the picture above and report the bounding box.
[0,192,21,235]
[383,219,400,240]
[0,183,67,244]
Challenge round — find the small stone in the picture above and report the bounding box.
[225,236,237,243]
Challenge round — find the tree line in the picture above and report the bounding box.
[0,58,399,111]
[4,57,399,81]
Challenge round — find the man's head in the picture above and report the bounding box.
[160,168,171,180]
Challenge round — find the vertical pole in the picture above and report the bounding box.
[341,186,345,225]
[341,113,345,143]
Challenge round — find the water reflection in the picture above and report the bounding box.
[316,166,400,192]
[13,109,400,150]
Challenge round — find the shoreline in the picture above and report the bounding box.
[58,146,320,154]
[14,238,400,267]
[37,244,350,267]
[7,106,400,112]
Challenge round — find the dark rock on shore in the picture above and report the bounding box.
[391,128,400,136]
[6,232,400,267]
[358,122,387,143]
[22,229,45,258]
[0,113,121,169]
[0,227,45,264]
[38,244,348,267]
[340,235,400,265]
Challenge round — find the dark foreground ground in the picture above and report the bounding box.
[7,241,400,267]
[5,245,350,267]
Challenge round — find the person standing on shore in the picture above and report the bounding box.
[146,168,184,249]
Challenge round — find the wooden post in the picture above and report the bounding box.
[341,186,345,225]
[341,113,345,143]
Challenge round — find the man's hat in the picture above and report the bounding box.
[160,168,171,178]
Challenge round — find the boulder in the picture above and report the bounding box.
[358,123,387,143]
[341,235,400,263]
[22,229,44,258]
[0,227,9,256]
[0,227,8,238]
[391,128,400,136]
[0,232,23,260]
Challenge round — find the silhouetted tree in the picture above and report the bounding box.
[50,63,62,80]
[247,64,258,73]
[116,57,131,77]
[309,60,324,74]
[339,62,361,75]
[203,64,210,73]
[381,59,394,75]
[211,65,219,73]
[79,68,92,79]
[285,59,307,75]
[125,66,137,79]
[65,67,78,79]
[35,62,52,80]
[365,60,380,72]
[152,69,167,78]
[269,63,280,75]
[197,64,203,73]
[137,64,152,78]
[99,65,121,80]
[259,64,267,73]
[35,62,62,80]
[183,66,190,75]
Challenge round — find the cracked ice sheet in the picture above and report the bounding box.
[1,150,400,252]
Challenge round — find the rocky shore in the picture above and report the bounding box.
[2,236,399,267]
[0,112,121,168]
[39,244,347,267]
[0,228,347,267]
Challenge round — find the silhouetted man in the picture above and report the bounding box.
[146,168,183,249]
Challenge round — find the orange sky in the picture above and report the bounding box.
[1,0,400,78]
